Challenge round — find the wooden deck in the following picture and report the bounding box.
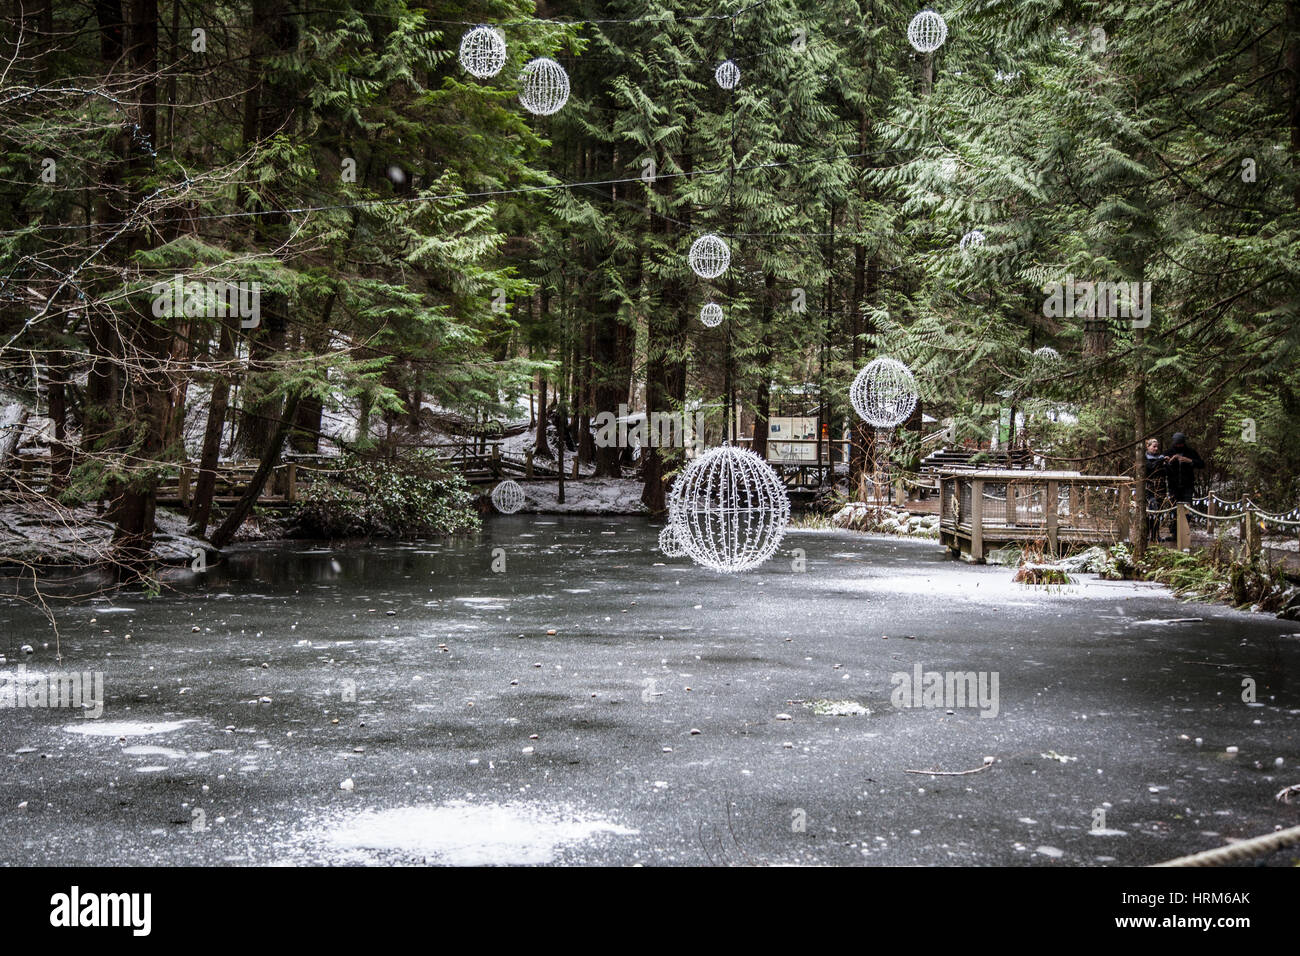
[939,470,1133,562]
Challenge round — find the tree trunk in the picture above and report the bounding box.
[107,0,164,577]
[1133,326,1148,558]
[535,374,551,458]
[189,317,236,534]
[752,272,776,460]
[0,404,29,468]
[210,392,301,549]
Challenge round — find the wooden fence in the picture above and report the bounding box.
[1,441,509,507]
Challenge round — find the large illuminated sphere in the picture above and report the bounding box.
[715,60,740,90]
[907,10,948,53]
[850,357,919,428]
[699,302,724,327]
[688,234,730,278]
[959,229,986,251]
[490,479,526,514]
[667,446,791,573]
[1032,346,1060,365]
[459,27,507,79]
[519,58,570,115]
[658,525,687,558]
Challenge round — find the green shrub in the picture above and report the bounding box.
[290,451,481,539]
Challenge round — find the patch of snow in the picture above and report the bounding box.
[65,720,194,737]
[318,801,637,865]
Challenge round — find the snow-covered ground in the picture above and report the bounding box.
[504,478,646,515]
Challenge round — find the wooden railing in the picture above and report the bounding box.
[1,441,508,506]
[939,470,1133,561]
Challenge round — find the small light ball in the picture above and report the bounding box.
[907,10,948,54]
[715,60,740,90]
[850,357,919,428]
[688,234,731,278]
[459,26,507,79]
[490,479,526,514]
[699,302,724,327]
[519,57,570,116]
[959,229,986,251]
[658,525,687,558]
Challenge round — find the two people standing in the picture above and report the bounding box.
[1143,432,1205,541]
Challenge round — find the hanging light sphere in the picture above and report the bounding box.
[688,233,731,278]
[715,59,740,90]
[1032,346,1061,365]
[667,446,791,574]
[518,57,570,116]
[907,10,948,53]
[458,26,507,79]
[850,357,919,428]
[699,301,724,327]
[658,525,687,558]
[959,229,986,251]
[490,479,526,514]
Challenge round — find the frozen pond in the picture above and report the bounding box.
[1,516,1297,865]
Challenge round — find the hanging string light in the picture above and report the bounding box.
[907,10,948,53]
[518,57,570,115]
[458,26,507,78]
[688,233,731,278]
[715,59,740,90]
[850,357,919,428]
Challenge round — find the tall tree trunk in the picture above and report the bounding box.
[189,316,236,534]
[1133,326,1148,558]
[47,357,71,489]
[752,271,776,460]
[210,392,301,549]
[107,0,164,577]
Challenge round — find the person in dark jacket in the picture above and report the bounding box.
[1143,437,1169,541]
[1164,432,1204,504]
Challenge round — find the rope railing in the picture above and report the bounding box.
[1153,822,1300,867]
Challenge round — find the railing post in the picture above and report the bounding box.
[1244,509,1261,558]
[286,462,297,502]
[1046,480,1059,555]
[970,479,985,562]
[178,466,191,506]
[1176,503,1190,550]
[492,443,501,479]
[1116,481,1130,544]
[1005,481,1016,527]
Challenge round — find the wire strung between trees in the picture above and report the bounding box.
[0,147,903,240]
